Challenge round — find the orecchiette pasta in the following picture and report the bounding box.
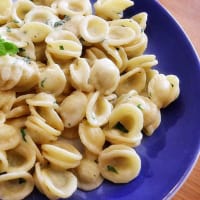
[0,0,180,199]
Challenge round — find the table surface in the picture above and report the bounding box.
[158,0,200,199]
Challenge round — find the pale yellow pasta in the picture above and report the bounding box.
[42,138,82,169]
[94,0,133,20]
[116,67,146,95]
[86,91,113,127]
[0,124,20,151]
[132,12,148,30]
[0,150,8,173]
[0,111,6,124]
[69,58,93,92]
[79,15,109,43]
[89,58,120,95]
[11,0,36,27]
[0,171,34,200]
[0,0,12,25]
[0,91,16,113]
[104,103,143,147]
[148,73,180,108]
[98,144,141,183]
[59,91,88,128]
[74,159,104,191]
[35,162,78,199]
[52,0,92,16]
[45,30,82,60]
[79,120,105,155]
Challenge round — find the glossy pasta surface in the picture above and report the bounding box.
[0,0,180,199]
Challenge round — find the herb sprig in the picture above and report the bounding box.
[0,38,19,56]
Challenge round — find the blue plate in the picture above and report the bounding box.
[28,0,200,199]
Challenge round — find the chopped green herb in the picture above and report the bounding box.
[40,78,47,88]
[20,128,27,142]
[141,28,144,33]
[53,15,71,28]
[0,38,19,56]
[137,104,143,110]
[170,83,174,87]
[13,19,19,23]
[113,122,128,133]
[107,165,118,174]
[18,178,26,184]
[59,45,64,50]
[6,26,11,33]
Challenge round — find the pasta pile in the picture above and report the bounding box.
[0,0,180,199]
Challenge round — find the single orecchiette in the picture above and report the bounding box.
[79,120,105,155]
[45,30,82,60]
[94,0,134,20]
[98,144,141,183]
[79,15,109,43]
[69,58,93,92]
[74,159,104,191]
[148,73,180,108]
[104,103,143,147]
[0,55,39,92]
[41,138,82,169]
[0,171,34,200]
[59,91,88,128]
[0,124,20,151]
[86,91,113,127]
[52,0,92,16]
[0,0,12,25]
[89,58,120,95]
[6,140,36,172]
[116,67,146,95]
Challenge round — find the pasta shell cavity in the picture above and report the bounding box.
[0,124,20,151]
[79,120,105,154]
[116,67,146,96]
[34,163,77,199]
[42,139,82,169]
[6,141,36,172]
[45,30,82,60]
[90,58,120,95]
[52,0,92,16]
[79,15,109,43]
[105,103,143,147]
[74,159,103,191]
[59,91,88,128]
[148,74,180,108]
[98,144,141,183]
[0,0,12,25]
[86,91,113,127]
[94,0,134,20]
[0,172,34,200]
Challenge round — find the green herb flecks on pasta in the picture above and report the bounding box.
[107,165,118,174]
[0,38,19,56]
[113,122,129,133]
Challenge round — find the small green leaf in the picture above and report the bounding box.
[59,45,64,50]
[107,165,118,174]
[137,104,143,110]
[20,128,27,142]
[0,38,19,56]
[6,26,11,33]
[113,122,128,133]
[40,78,47,88]
[170,83,174,87]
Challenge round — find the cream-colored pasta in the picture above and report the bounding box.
[116,67,146,95]
[94,0,134,20]
[0,91,16,113]
[0,150,8,173]
[79,120,105,155]
[34,162,78,199]
[0,171,34,200]
[11,0,36,27]
[148,73,180,108]
[0,124,20,151]
[42,138,82,169]
[0,0,12,25]
[6,140,36,172]
[45,30,82,60]
[0,111,6,124]
[52,0,92,16]
[132,12,148,31]
[69,58,93,92]
[104,103,143,147]
[79,15,109,43]
[90,58,120,95]
[74,159,104,191]
[59,91,88,128]
[86,91,113,127]
[98,144,141,183]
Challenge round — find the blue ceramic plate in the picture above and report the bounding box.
[28,0,200,199]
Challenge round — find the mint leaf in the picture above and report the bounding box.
[0,38,19,56]
[107,165,118,174]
